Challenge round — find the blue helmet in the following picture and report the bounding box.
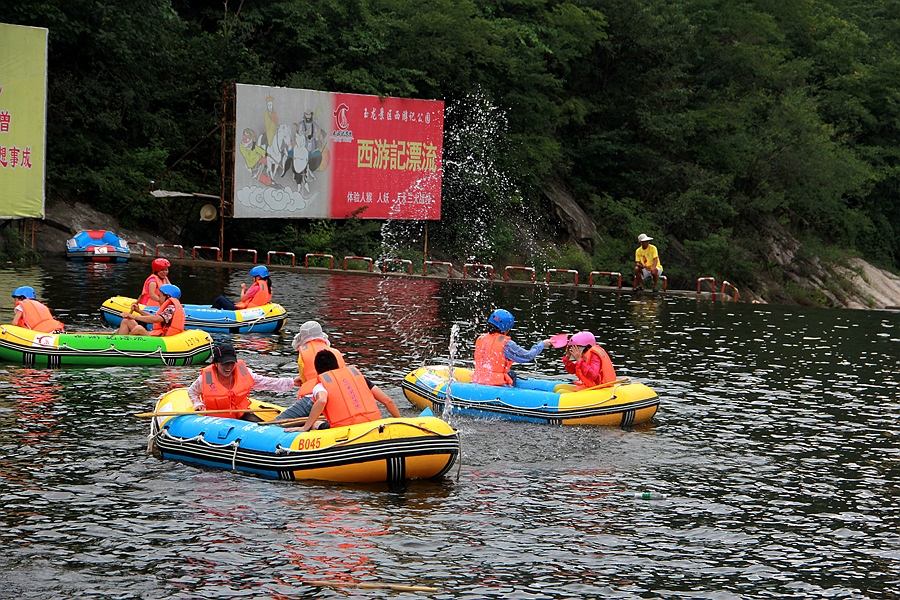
[487,309,514,332]
[249,265,269,278]
[11,286,36,299]
[159,284,181,299]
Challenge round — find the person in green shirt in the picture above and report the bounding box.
[633,233,663,291]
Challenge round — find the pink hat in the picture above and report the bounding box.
[570,331,596,346]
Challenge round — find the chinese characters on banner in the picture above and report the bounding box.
[232,83,443,220]
[0,23,47,219]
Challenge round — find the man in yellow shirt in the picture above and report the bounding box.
[633,233,663,291]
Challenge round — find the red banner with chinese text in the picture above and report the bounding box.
[329,94,443,220]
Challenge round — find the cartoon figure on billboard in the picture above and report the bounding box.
[233,85,338,218]
[293,110,328,194]
[238,127,273,186]
[264,95,279,147]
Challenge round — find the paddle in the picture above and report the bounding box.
[581,377,630,391]
[549,333,570,348]
[134,408,281,418]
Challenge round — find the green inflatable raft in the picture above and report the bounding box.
[0,324,213,367]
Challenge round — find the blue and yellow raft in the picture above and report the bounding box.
[100,296,288,334]
[402,365,659,427]
[149,389,460,484]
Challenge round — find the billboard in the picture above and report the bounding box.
[0,23,47,219]
[233,83,443,220]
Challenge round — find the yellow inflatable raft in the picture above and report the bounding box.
[149,389,460,484]
[402,365,659,427]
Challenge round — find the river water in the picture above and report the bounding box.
[0,258,896,598]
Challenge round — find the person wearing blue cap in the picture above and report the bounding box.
[117,284,185,336]
[10,286,65,333]
[472,308,550,386]
[211,265,273,310]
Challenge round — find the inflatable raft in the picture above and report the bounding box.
[149,389,460,484]
[0,324,212,367]
[402,366,659,427]
[100,296,288,334]
[65,229,130,262]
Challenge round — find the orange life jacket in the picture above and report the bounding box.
[318,366,381,427]
[296,378,317,398]
[138,274,165,307]
[297,340,346,383]
[199,360,255,419]
[575,345,617,388]
[17,299,65,333]
[472,332,513,385]
[153,297,185,336]
[236,279,271,309]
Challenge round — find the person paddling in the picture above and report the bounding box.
[561,331,617,389]
[276,349,400,431]
[10,286,65,333]
[472,309,550,386]
[138,258,172,307]
[212,265,273,310]
[117,284,185,336]
[188,343,302,422]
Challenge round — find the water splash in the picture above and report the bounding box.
[442,322,461,421]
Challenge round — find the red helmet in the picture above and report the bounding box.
[151,258,171,272]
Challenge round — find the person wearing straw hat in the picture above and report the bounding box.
[187,342,302,421]
[291,320,346,384]
[633,233,663,291]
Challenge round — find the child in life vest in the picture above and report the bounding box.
[10,286,65,333]
[138,258,171,307]
[276,349,400,431]
[562,331,617,388]
[212,265,272,310]
[472,308,551,386]
[117,284,185,336]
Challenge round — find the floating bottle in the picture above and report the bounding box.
[634,491,668,500]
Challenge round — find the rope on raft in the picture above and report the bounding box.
[105,300,284,325]
[273,420,461,454]
[0,325,209,359]
[434,384,624,411]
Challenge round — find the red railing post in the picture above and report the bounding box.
[343,256,374,271]
[462,263,495,280]
[721,280,740,302]
[503,265,536,283]
[155,244,185,259]
[379,258,413,274]
[266,251,296,267]
[304,253,335,269]
[126,241,148,256]
[545,268,579,286]
[228,248,258,263]
[696,276,717,300]
[423,260,454,277]
[588,271,622,289]
[191,245,222,261]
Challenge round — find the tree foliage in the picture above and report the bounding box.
[6,0,898,285]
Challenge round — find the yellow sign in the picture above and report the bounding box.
[0,23,47,219]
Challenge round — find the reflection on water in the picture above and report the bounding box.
[0,258,897,598]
